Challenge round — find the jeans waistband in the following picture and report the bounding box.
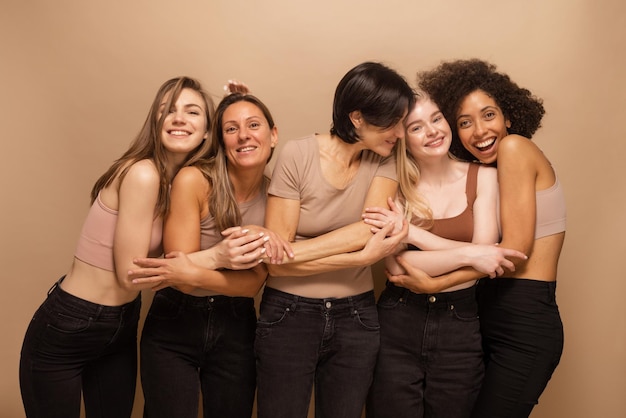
[262,287,375,313]
[48,276,140,319]
[478,277,557,291]
[156,287,253,309]
[385,282,476,307]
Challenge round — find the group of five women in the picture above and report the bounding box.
[19,59,565,418]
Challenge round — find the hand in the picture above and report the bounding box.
[209,226,269,269]
[359,219,409,265]
[463,244,527,278]
[386,255,443,294]
[224,80,250,95]
[363,197,405,236]
[241,225,294,265]
[130,251,200,292]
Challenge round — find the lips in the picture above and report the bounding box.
[425,137,444,147]
[237,146,258,152]
[168,130,191,136]
[474,138,496,151]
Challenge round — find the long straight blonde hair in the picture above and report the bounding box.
[395,91,434,228]
[90,77,215,218]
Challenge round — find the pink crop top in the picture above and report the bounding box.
[74,193,163,271]
[535,177,566,239]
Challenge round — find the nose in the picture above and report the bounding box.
[172,109,185,124]
[392,121,404,139]
[424,122,437,137]
[238,125,249,141]
[473,120,487,137]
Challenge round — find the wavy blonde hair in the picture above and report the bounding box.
[395,91,434,228]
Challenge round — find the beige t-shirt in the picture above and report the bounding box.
[267,134,397,297]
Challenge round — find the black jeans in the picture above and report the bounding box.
[19,277,140,418]
[255,287,380,418]
[140,287,257,418]
[471,278,564,418]
[367,283,484,418]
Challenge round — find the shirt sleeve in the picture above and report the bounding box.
[268,139,303,200]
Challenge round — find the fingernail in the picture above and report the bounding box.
[261,248,266,254]
[241,229,249,234]
[263,236,270,242]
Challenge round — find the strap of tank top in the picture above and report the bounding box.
[465,163,479,208]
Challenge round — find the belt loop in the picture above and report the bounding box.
[47,276,65,296]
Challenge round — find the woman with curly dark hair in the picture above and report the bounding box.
[388,59,566,418]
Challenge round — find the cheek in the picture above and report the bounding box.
[458,131,472,148]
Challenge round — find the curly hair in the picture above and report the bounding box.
[417,59,545,161]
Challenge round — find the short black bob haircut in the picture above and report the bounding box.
[331,62,414,144]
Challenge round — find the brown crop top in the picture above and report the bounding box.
[74,193,163,271]
[429,163,479,242]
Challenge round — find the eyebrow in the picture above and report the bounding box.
[456,106,498,120]
[159,102,203,110]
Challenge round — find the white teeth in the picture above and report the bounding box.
[170,130,190,136]
[425,138,443,147]
[238,146,257,152]
[476,138,495,149]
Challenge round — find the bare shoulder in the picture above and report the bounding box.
[499,134,542,160]
[475,163,498,197]
[476,163,497,181]
[123,159,160,188]
[172,165,209,193]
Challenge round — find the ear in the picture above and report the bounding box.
[270,126,278,148]
[349,110,363,128]
[505,119,511,129]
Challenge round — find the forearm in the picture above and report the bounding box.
[401,246,476,276]
[187,248,220,270]
[189,265,267,297]
[407,224,467,250]
[282,221,372,264]
[430,267,485,292]
[267,251,366,277]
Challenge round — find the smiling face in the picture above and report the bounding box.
[456,89,511,165]
[352,110,407,157]
[221,101,278,170]
[159,88,209,158]
[404,98,452,163]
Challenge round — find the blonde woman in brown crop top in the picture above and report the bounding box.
[19,77,216,418]
[393,59,566,418]
[364,92,525,418]
[255,62,412,418]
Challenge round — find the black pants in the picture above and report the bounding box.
[20,277,140,418]
[472,278,563,418]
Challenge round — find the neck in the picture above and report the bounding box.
[416,155,462,187]
[325,134,365,166]
[229,166,265,203]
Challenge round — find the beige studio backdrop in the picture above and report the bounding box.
[2,0,625,417]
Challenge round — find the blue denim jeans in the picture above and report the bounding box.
[140,287,257,418]
[255,287,380,418]
[471,278,563,418]
[367,283,484,418]
[19,276,141,418]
